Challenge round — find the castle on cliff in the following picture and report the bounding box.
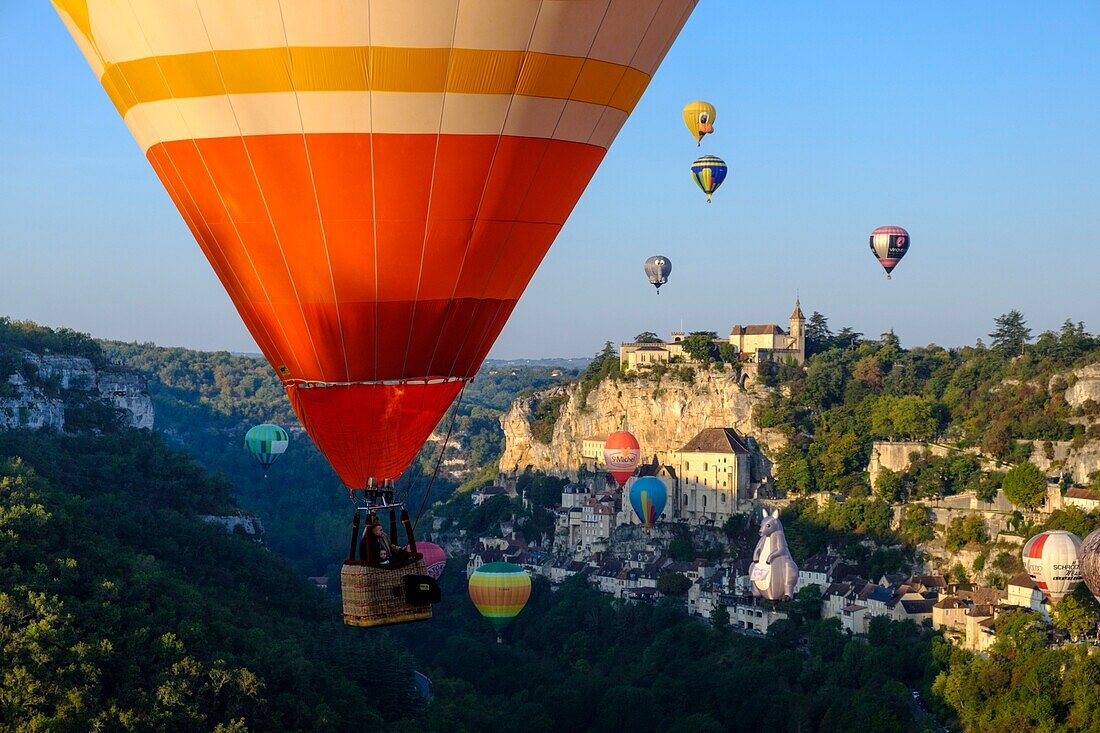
[619,299,806,372]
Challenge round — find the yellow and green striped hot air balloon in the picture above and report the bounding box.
[468,562,531,629]
[245,423,289,475]
[690,155,727,203]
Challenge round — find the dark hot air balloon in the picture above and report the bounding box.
[869,226,910,279]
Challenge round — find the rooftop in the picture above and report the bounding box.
[678,428,752,455]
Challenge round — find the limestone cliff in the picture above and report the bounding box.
[499,367,784,476]
[1027,362,1100,483]
[1,349,153,431]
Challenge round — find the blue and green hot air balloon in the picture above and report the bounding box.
[245,424,289,476]
[629,477,668,529]
[690,155,727,203]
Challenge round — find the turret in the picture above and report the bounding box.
[789,299,806,363]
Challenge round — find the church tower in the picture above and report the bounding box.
[789,298,806,364]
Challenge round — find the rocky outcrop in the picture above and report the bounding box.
[1064,363,1100,408]
[499,367,784,476]
[199,513,264,539]
[0,349,153,431]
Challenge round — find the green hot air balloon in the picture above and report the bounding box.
[245,424,289,476]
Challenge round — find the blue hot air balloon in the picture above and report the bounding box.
[629,477,667,529]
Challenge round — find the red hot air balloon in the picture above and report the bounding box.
[869,226,910,279]
[604,431,641,487]
[51,1,700,490]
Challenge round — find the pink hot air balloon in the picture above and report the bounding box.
[604,431,641,488]
[869,226,910,279]
[419,542,447,580]
[1023,530,1083,604]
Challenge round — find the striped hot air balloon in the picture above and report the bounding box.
[869,226,910,279]
[245,423,289,474]
[1022,530,1083,604]
[604,431,641,487]
[52,0,699,490]
[468,562,531,629]
[690,155,727,202]
[629,476,667,528]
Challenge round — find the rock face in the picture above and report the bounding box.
[1064,364,1100,408]
[0,349,153,431]
[499,367,783,476]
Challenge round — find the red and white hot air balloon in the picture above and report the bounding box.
[1022,530,1083,604]
[603,431,641,487]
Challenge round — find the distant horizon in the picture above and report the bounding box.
[3,3,1098,360]
[3,308,1077,360]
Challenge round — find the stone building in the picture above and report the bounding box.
[619,299,806,371]
[667,428,754,524]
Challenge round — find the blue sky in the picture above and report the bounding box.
[2,2,1098,358]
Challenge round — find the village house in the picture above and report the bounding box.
[723,596,790,633]
[1064,487,1100,512]
[619,299,807,371]
[933,596,971,637]
[795,553,842,592]
[471,485,511,506]
[963,605,998,653]
[1005,572,1050,620]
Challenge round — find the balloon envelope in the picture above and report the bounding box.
[690,155,727,202]
[869,226,910,278]
[419,542,448,580]
[682,100,716,144]
[604,431,641,487]
[468,562,531,629]
[629,476,667,528]
[1023,530,1083,604]
[52,0,698,488]
[644,256,672,292]
[1079,529,1100,603]
[245,424,289,469]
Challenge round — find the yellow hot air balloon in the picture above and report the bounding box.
[682,100,717,145]
[51,0,700,491]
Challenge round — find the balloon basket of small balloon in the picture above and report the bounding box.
[341,560,434,629]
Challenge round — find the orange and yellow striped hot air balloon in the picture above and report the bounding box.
[51,0,700,489]
[469,562,531,629]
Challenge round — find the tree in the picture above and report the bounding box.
[1002,462,1047,509]
[792,584,822,623]
[805,312,833,356]
[874,468,904,503]
[633,331,663,343]
[717,342,740,364]
[899,504,934,543]
[681,332,718,363]
[990,310,1031,357]
[710,605,730,629]
[944,515,989,552]
[775,447,812,494]
[1052,586,1100,640]
[656,572,691,596]
[833,326,863,351]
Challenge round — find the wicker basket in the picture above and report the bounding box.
[341,558,433,628]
